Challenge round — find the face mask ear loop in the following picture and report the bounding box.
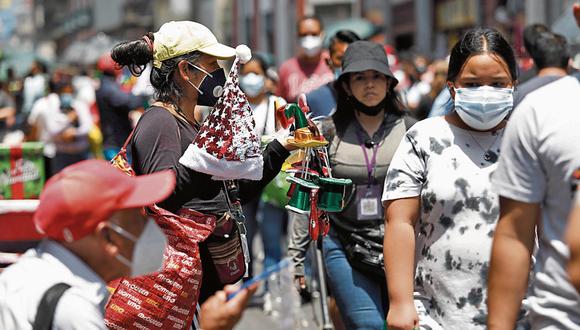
[107,222,139,242]
[186,62,214,96]
[187,62,213,78]
[187,79,204,95]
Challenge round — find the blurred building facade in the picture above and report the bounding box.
[0,0,574,72]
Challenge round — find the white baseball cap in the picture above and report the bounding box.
[153,21,236,68]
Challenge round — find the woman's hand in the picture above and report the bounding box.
[387,301,419,330]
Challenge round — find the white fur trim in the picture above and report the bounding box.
[236,45,252,64]
[179,144,264,181]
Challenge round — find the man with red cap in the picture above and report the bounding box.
[0,159,174,329]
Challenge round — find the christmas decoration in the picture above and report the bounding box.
[276,95,352,240]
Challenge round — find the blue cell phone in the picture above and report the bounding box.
[226,258,291,300]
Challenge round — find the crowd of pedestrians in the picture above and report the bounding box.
[0,4,579,329]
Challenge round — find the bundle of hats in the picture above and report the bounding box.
[179,45,264,180]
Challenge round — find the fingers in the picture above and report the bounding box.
[223,284,255,309]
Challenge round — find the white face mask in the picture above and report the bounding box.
[109,218,167,277]
[299,35,323,57]
[240,73,265,98]
[454,86,514,131]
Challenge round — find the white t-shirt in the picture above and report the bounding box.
[28,94,93,157]
[383,116,503,328]
[492,75,580,328]
[250,95,284,138]
[0,240,108,329]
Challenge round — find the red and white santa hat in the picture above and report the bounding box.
[179,45,264,181]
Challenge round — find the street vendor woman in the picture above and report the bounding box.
[109,21,291,315]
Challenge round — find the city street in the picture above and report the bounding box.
[0,1,578,329]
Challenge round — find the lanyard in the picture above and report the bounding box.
[355,128,378,186]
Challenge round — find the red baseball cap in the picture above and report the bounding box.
[34,160,175,242]
[97,52,121,76]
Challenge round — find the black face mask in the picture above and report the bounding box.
[348,95,388,116]
[189,67,227,107]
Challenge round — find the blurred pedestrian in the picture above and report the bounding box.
[396,53,431,118]
[6,67,23,117]
[0,80,17,143]
[518,24,550,83]
[276,15,334,103]
[109,20,291,321]
[513,31,569,106]
[21,60,47,116]
[95,53,147,161]
[28,78,93,176]
[383,27,517,329]
[304,30,360,119]
[0,159,173,329]
[487,4,580,329]
[426,59,452,118]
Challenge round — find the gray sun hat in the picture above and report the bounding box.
[339,40,398,86]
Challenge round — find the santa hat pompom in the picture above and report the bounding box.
[236,45,252,64]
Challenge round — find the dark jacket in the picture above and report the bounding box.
[95,76,145,149]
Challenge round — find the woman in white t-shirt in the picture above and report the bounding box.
[382,27,518,329]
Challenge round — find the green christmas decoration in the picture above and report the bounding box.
[277,97,353,240]
[317,177,352,212]
[285,176,319,214]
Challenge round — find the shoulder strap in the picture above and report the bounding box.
[33,282,72,330]
[121,126,136,151]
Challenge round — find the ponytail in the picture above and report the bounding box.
[111,32,154,76]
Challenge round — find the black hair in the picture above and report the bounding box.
[328,30,361,54]
[240,53,268,75]
[532,32,569,70]
[297,15,323,33]
[523,23,549,56]
[111,32,202,104]
[447,27,518,83]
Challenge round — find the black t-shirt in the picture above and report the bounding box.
[131,106,289,215]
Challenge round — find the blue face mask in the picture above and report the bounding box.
[240,73,265,98]
[454,86,514,130]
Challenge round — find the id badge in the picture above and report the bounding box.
[356,184,383,221]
